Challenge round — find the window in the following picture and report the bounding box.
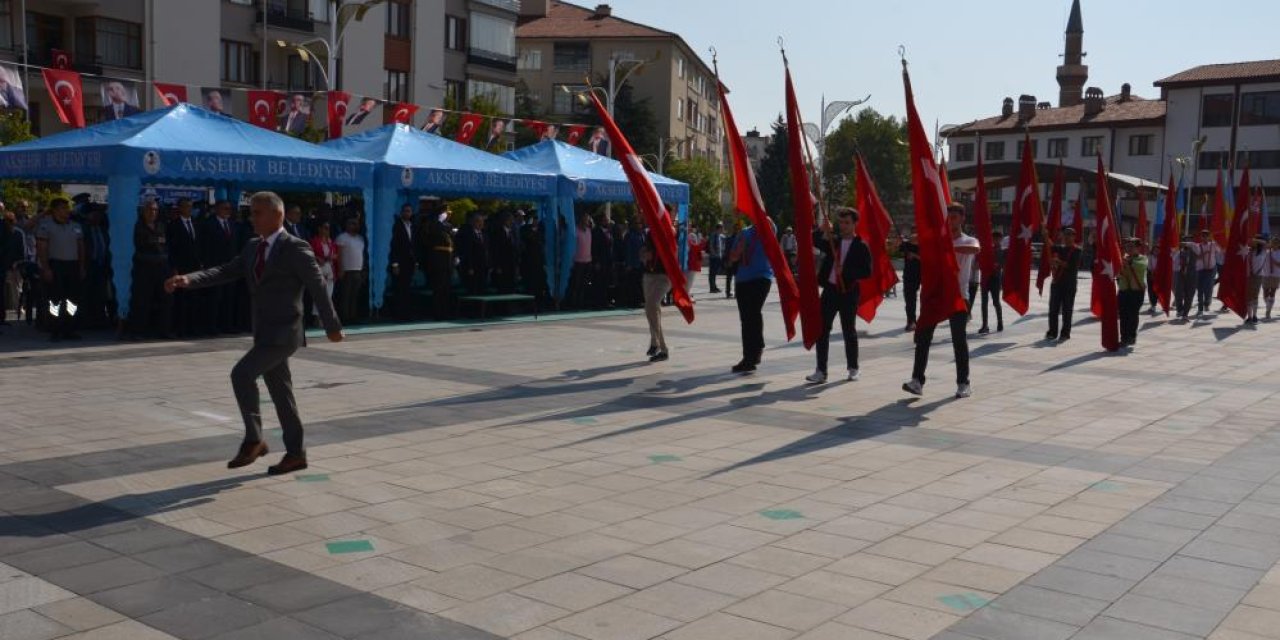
[444,79,464,105]
[1240,91,1280,126]
[309,0,329,21]
[0,1,11,50]
[953,143,974,162]
[1202,93,1234,128]
[675,97,683,121]
[1198,151,1230,169]
[984,141,1005,161]
[1244,150,1280,169]
[1081,136,1103,157]
[27,13,65,61]
[74,17,143,69]
[553,83,588,115]
[1047,137,1068,158]
[445,15,466,51]
[987,186,1002,203]
[386,1,410,38]
[385,70,408,102]
[517,48,541,70]
[287,54,318,91]
[466,79,514,114]
[220,40,258,84]
[676,55,685,79]
[1128,134,1153,156]
[1016,139,1038,159]
[553,42,589,72]
[470,12,515,56]
[229,0,253,4]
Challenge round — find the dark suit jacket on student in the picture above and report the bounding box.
[816,236,872,290]
[166,217,203,273]
[390,219,417,271]
[185,232,340,347]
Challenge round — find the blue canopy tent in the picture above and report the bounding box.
[503,141,691,299]
[323,124,557,309]
[0,104,375,318]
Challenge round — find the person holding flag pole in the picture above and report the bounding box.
[899,49,976,399]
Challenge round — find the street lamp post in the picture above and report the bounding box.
[802,94,870,193]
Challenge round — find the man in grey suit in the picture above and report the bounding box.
[166,192,343,475]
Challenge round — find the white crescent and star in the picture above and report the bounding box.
[163,93,181,106]
[1018,224,1033,243]
[53,80,75,105]
[253,99,271,119]
[394,107,410,121]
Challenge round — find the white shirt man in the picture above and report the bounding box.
[335,230,365,273]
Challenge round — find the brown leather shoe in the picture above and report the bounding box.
[267,454,308,476]
[227,442,268,469]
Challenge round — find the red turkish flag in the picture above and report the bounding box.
[939,161,952,204]
[1090,154,1122,351]
[1135,192,1149,242]
[388,102,418,125]
[854,152,899,323]
[1210,167,1229,249]
[565,125,587,146]
[587,91,692,323]
[50,49,71,70]
[1071,191,1084,239]
[717,78,798,338]
[523,120,549,140]
[1037,163,1065,295]
[1001,135,1042,316]
[153,83,188,107]
[454,113,484,145]
[1218,166,1252,319]
[972,148,996,289]
[1153,173,1179,315]
[326,91,351,139]
[784,68,822,347]
[42,68,84,128]
[246,90,283,130]
[903,66,967,330]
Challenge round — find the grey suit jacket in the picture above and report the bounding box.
[185,232,341,348]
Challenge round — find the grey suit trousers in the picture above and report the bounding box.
[231,344,303,455]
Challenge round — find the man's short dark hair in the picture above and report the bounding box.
[992,231,1004,238]
[50,197,70,209]
[1062,228,1076,236]
[946,203,966,216]
[835,207,859,222]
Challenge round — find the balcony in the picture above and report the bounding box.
[470,0,521,13]
[468,48,517,73]
[255,4,315,33]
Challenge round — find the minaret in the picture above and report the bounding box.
[1056,0,1088,107]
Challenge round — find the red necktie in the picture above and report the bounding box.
[255,240,268,280]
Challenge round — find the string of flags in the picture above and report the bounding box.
[3,57,610,154]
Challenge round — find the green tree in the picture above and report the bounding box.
[821,108,910,218]
[0,111,61,209]
[755,117,793,226]
[662,157,724,230]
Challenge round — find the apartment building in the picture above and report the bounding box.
[3,0,518,136]
[515,1,722,164]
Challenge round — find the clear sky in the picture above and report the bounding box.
[601,0,1280,136]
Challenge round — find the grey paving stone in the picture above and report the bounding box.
[207,617,343,640]
[1200,524,1280,553]
[93,577,221,618]
[1024,566,1137,602]
[1147,495,1235,517]
[1179,538,1280,570]
[134,539,243,573]
[1106,519,1201,546]
[1128,506,1217,531]
[1105,593,1228,636]
[295,594,422,638]
[1130,573,1247,611]
[235,575,356,613]
[41,556,168,594]
[1080,532,1184,562]
[1072,615,1201,640]
[0,609,74,640]
[0,530,80,557]
[1170,476,1261,503]
[1153,555,1265,590]
[88,523,198,555]
[947,606,1078,640]
[351,611,503,640]
[1055,549,1160,581]
[4,540,119,574]
[993,584,1110,626]
[139,594,276,640]
[183,557,303,592]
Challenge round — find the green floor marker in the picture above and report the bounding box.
[296,474,330,483]
[760,509,804,520]
[570,417,598,425]
[1089,480,1124,492]
[938,593,990,612]
[326,540,374,554]
[649,454,682,463]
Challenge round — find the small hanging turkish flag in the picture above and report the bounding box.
[522,120,549,140]
[565,125,587,146]
[50,49,70,70]
[153,82,187,107]
[246,90,283,130]
[454,113,484,145]
[42,68,84,128]
[326,90,351,139]
[388,102,418,125]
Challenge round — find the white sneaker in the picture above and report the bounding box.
[846,368,860,381]
[955,383,972,398]
[902,379,923,395]
[805,369,827,384]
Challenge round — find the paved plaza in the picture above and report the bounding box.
[2,285,1280,640]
